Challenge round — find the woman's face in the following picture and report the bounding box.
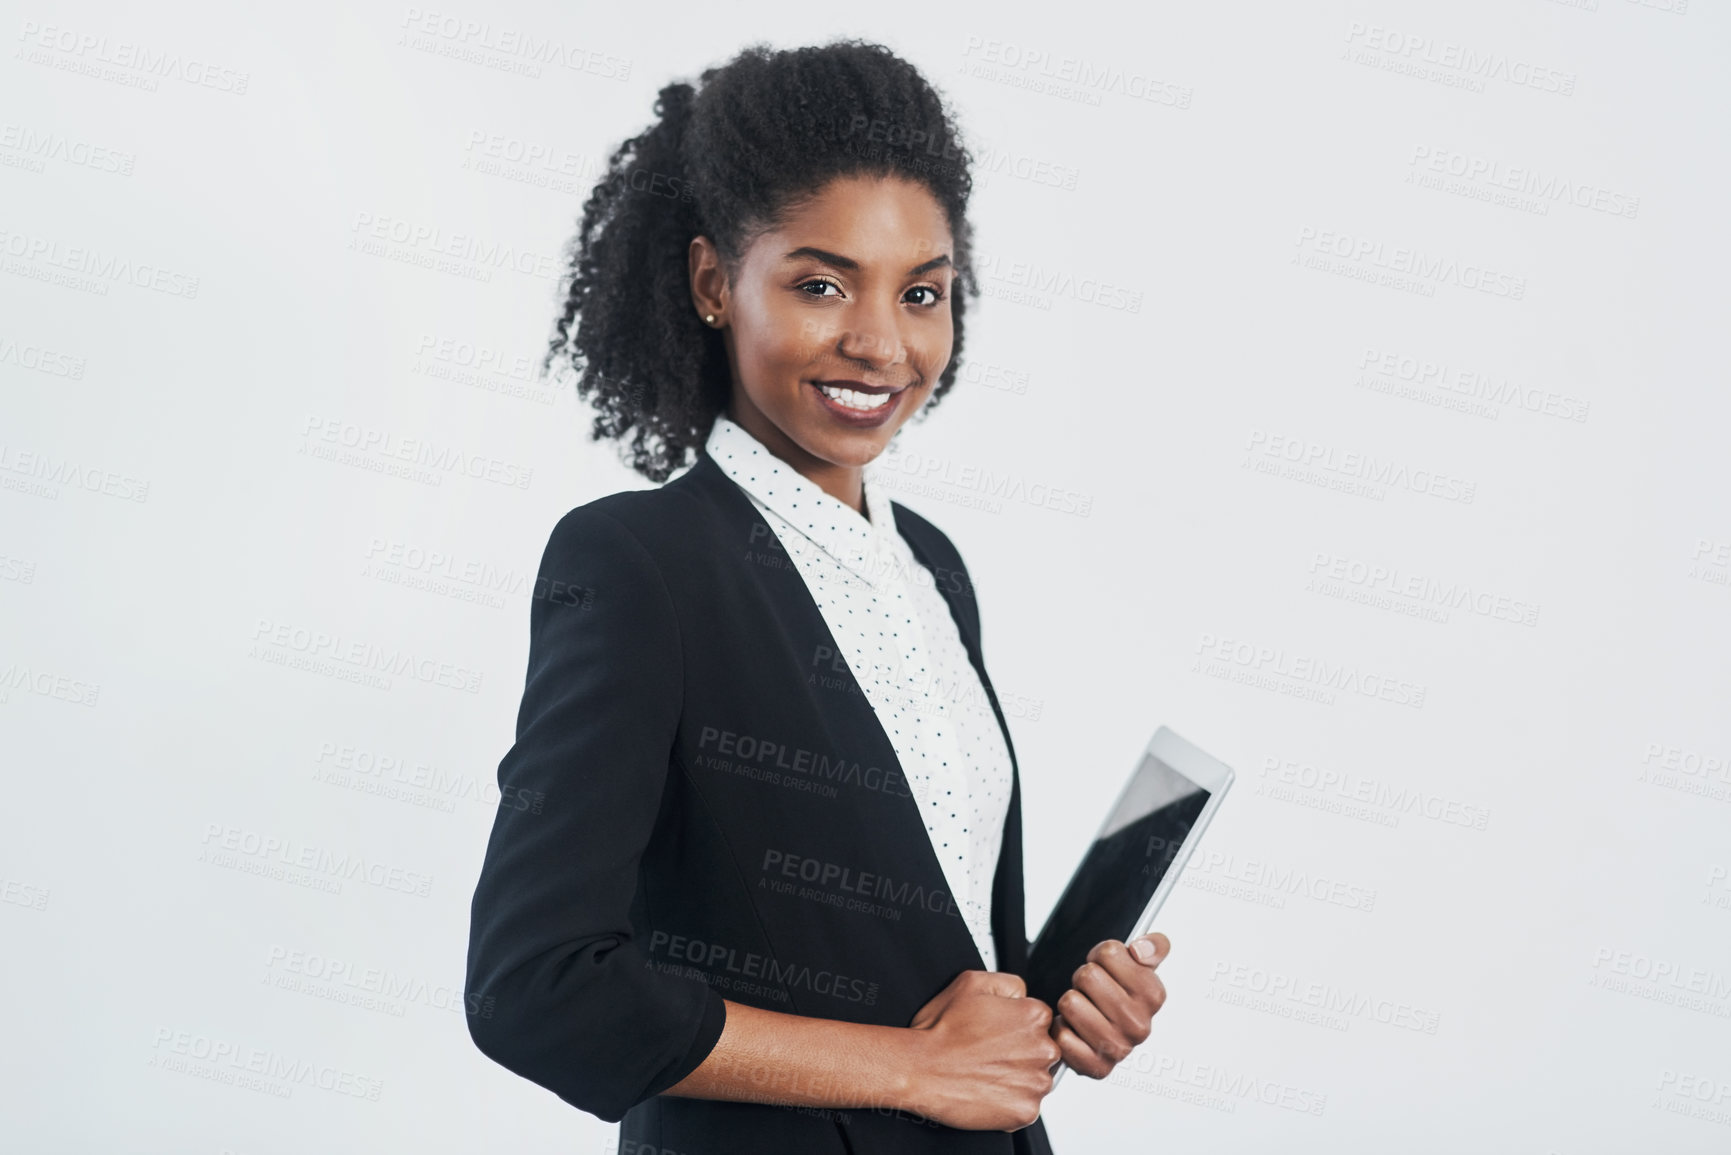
[692,174,955,484]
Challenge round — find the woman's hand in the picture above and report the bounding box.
[1049,933,1170,1078]
[903,970,1062,1132]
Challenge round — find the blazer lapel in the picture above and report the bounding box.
[678,452,989,975]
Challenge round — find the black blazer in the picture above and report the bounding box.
[465,446,1056,1155]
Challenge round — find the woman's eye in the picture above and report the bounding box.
[799,279,842,297]
[905,285,944,307]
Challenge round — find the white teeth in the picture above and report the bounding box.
[819,385,894,411]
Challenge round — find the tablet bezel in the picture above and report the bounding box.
[1124,725,1234,941]
[1032,725,1234,1083]
[1032,725,1235,956]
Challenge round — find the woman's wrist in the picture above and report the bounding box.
[818,1017,931,1116]
[885,1021,934,1117]
[668,1000,937,1116]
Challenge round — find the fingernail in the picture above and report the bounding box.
[1131,938,1156,962]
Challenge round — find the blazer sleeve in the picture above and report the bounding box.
[465,504,726,1122]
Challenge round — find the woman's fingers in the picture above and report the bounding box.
[1088,936,1169,1021]
[1051,1000,1118,1078]
[909,969,1027,1029]
[1050,937,1172,1076]
[1122,932,1171,968]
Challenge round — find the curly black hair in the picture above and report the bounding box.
[546,40,979,482]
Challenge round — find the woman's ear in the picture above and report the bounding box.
[688,235,728,327]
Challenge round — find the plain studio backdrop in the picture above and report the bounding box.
[3,1,1729,1151]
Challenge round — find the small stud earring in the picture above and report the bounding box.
[704,313,716,325]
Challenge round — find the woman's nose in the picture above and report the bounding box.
[836,302,906,370]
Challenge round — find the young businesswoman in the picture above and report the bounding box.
[464,42,1171,1154]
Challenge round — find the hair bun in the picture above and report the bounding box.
[654,81,697,128]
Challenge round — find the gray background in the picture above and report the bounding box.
[3,0,1728,1151]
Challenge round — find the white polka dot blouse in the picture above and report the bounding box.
[705,415,1014,970]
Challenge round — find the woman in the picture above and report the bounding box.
[464,41,1170,1154]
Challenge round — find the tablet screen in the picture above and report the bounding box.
[1024,751,1211,1008]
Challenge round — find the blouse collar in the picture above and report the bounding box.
[704,414,900,586]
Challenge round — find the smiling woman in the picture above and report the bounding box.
[543,40,979,488]
[465,39,1172,1155]
[685,174,955,510]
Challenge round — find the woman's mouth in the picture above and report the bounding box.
[806,379,907,426]
[818,383,896,411]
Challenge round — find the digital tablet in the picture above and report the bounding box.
[1025,727,1234,1080]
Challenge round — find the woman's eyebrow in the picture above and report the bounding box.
[782,245,858,270]
[783,246,952,276]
